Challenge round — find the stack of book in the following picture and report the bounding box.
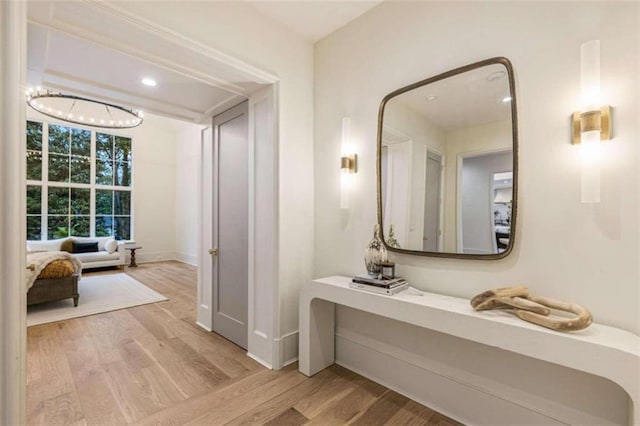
[350,274,408,295]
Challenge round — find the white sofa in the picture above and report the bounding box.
[27,237,126,270]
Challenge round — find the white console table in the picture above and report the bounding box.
[299,276,640,425]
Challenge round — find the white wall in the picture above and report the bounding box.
[119,1,314,362]
[175,123,202,266]
[129,114,177,263]
[314,1,638,424]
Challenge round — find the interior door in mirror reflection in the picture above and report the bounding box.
[377,57,517,259]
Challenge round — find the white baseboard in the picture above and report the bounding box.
[195,321,212,332]
[133,250,176,264]
[273,330,298,369]
[335,329,624,426]
[247,351,273,369]
[175,252,198,266]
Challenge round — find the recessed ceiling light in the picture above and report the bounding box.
[502,96,512,103]
[142,77,157,87]
[425,94,438,101]
[487,71,506,81]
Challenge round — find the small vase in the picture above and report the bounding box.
[387,224,401,249]
[364,224,388,275]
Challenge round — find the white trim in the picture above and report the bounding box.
[196,321,212,332]
[133,251,177,264]
[30,16,243,97]
[247,352,273,370]
[198,94,247,124]
[456,155,464,252]
[270,83,281,369]
[0,1,27,423]
[81,1,278,85]
[197,126,213,331]
[274,330,299,368]
[247,85,279,367]
[174,252,197,266]
[27,1,279,122]
[281,357,299,368]
[422,147,443,252]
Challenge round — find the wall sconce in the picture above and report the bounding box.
[340,117,357,209]
[572,40,612,203]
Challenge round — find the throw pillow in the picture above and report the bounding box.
[38,259,75,279]
[72,241,99,254]
[60,238,74,253]
[105,239,118,254]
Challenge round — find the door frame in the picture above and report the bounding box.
[0,2,27,424]
[423,148,444,252]
[381,125,413,248]
[198,86,278,367]
[1,5,281,422]
[456,147,512,254]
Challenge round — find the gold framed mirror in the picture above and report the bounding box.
[377,57,518,259]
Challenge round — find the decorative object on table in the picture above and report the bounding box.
[126,246,142,267]
[364,224,388,275]
[470,286,593,331]
[378,261,396,279]
[351,274,408,296]
[386,224,401,248]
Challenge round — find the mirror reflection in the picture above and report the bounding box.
[379,59,516,258]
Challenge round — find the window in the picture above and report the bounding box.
[96,189,131,240]
[25,120,133,240]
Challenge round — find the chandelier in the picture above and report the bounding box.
[26,88,144,129]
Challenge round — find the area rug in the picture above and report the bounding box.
[27,273,168,327]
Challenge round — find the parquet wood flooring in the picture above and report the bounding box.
[26,261,462,425]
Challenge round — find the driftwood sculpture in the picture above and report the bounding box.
[471,287,593,331]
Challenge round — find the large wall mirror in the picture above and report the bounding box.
[377,57,518,259]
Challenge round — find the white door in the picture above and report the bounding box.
[423,151,442,251]
[212,101,249,349]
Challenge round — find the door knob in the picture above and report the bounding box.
[209,248,218,256]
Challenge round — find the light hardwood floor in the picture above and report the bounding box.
[26,261,462,425]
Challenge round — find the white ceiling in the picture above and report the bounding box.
[27,24,244,123]
[26,1,384,125]
[26,1,279,124]
[388,63,513,132]
[245,1,384,42]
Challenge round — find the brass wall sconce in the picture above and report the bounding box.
[572,105,612,145]
[341,153,358,173]
[573,40,612,204]
[340,117,357,209]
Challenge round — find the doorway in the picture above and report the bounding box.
[1,4,281,422]
[423,150,442,252]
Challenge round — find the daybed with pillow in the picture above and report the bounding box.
[26,251,82,307]
[27,237,125,270]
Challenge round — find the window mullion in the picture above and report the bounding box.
[41,123,49,240]
[90,130,96,237]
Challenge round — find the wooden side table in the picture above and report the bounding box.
[126,246,142,267]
